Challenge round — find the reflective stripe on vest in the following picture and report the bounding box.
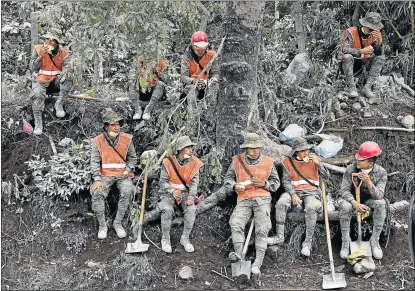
[163,155,204,190]
[338,27,377,60]
[92,132,133,177]
[282,157,319,191]
[186,50,216,81]
[34,45,68,83]
[233,155,274,201]
[38,69,61,76]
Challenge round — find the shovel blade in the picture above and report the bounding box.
[231,260,251,279]
[322,273,347,289]
[350,241,372,257]
[125,241,149,254]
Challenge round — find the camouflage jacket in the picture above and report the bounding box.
[342,26,382,58]
[340,162,387,202]
[29,44,70,75]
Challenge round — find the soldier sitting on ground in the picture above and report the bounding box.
[338,12,384,103]
[90,108,137,240]
[157,136,204,253]
[128,55,169,121]
[338,141,387,260]
[267,137,330,257]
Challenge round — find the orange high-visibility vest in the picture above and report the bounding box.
[163,155,204,190]
[282,157,319,191]
[338,27,377,60]
[233,155,274,201]
[186,50,216,81]
[136,58,168,88]
[92,132,134,177]
[34,45,69,83]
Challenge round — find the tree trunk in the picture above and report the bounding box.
[274,1,280,28]
[196,1,210,32]
[92,52,100,91]
[351,2,362,27]
[30,12,39,50]
[216,1,265,168]
[293,1,305,53]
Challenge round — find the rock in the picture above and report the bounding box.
[179,265,193,279]
[335,265,345,272]
[340,102,348,109]
[358,97,368,107]
[335,109,346,118]
[284,52,312,84]
[382,114,388,119]
[353,257,376,274]
[352,103,362,110]
[363,111,373,118]
[58,137,74,147]
[367,97,380,105]
[399,115,414,129]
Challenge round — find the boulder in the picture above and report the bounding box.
[179,265,193,280]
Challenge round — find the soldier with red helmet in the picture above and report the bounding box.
[338,141,387,260]
[180,31,219,103]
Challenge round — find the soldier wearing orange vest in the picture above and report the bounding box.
[128,55,169,121]
[225,133,280,275]
[90,108,137,240]
[267,137,330,257]
[29,29,71,135]
[338,12,384,101]
[180,31,219,104]
[158,136,204,253]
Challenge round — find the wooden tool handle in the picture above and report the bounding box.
[322,182,336,278]
[241,219,255,258]
[139,166,149,225]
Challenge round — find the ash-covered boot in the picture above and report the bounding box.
[229,242,243,262]
[133,105,143,120]
[54,97,65,117]
[370,202,386,259]
[180,226,195,253]
[33,110,43,135]
[267,205,287,245]
[97,213,108,240]
[363,55,385,101]
[251,248,266,275]
[342,55,358,97]
[301,210,317,257]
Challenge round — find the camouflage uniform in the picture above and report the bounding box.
[268,159,330,251]
[338,162,387,259]
[180,45,219,106]
[339,12,385,99]
[90,109,137,239]
[158,156,199,251]
[225,152,280,273]
[128,59,169,120]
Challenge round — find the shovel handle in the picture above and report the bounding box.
[241,218,255,258]
[322,182,336,278]
[139,166,149,225]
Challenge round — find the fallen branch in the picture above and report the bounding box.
[321,155,354,166]
[321,162,346,174]
[323,127,414,133]
[211,270,234,282]
[46,134,57,155]
[61,94,131,102]
[392,72,415,97]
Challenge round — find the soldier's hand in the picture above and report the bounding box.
[234,183,245,193]
[352,201,369,213]
[92,181,104,192]
[172,189,182,200]
[360,46,374,55]
[291,193,302,206]
[186,199,194,206]
[371,30,382,44]
[252,177,266,187]
[208,77,218,86]
[357,172,372,187]
[309,153,321,165]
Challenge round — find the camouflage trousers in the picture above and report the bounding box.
[276,191,323,246]
[31,77,72,112]
[230,196,271,264]
[340,54,385,86]
[129,80,166,113]
[158,191,196,243]
[338,197,386,242]
[90,176,134,226]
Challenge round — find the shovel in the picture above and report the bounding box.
[231,218,254,279]
[125,165,150,254]
[350,173,372,257]
[321,182,347,289]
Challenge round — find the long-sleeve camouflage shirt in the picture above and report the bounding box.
[281,157,330,196]
[342,26,382,58]
[90,133,138,182]
[180,45,219,86]
[223,153,281,194]
[29,44,70,75]
[340,162,387,203]
[159,155,200,201]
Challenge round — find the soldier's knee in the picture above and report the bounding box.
[276,193,291,207]
[342,54,354,61]
[185,204,196,214]
[372,199,386,209]
[229,216,243,230]
[159,201,174,215]
[305,200,322,213]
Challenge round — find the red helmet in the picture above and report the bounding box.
[355,141,382,160]
[191,31,209,48]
